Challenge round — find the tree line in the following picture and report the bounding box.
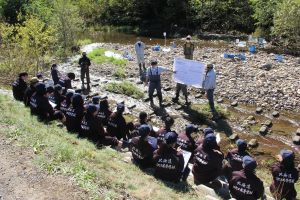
[0,0,299,80]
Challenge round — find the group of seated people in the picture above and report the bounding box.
[11,71,299,200]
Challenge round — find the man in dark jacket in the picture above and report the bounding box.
[51,64,60,85]
[58,72,75,91]
[224,139,250,180]
[270,149,299,200]
[60,91,74,114]
[30,83,64,122]
[130,125,156,168]
[106,103,128,140]
[51,85,65,110]
[97,98,112,126]
[153,132,185,183]
[23,77,39,107]
[80,105,120,147]
[65,93,85,133]
[229,156,264,200]
[12,72,28,101]
[192,133,224,185]
[79,52,91,91]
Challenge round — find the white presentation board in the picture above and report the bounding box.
[173,58,205,88]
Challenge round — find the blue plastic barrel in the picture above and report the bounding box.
[249,45,256,54]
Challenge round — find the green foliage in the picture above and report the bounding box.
[87,48,127,66]
[76,38,92,46]
[190,103,229,120]
[105,81,144,99]
[113,66,126,79]
[272,0,300,50]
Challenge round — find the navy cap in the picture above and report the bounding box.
[203,127,214,136]
[204,133,217,144]
[280,149,294,161]
[54,84,64,92]
[138,124,151,137]
[165,131,178,145]
[243,156,257,171]
[186,124,197,134]
[87,104,99,114]
[66,91,74,99]
[236,139,247,148]
[35,83,46,95]
[46,86,54,93]
[92,96,101,104]
[117,103,125,112]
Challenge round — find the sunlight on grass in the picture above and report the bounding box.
[87,48,127,66]
[105,81,144,99]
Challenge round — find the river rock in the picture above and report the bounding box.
[229,133,239,141]
[263,120,273,127]
[296,128,300,136]
[247,115,255,121]
[259,125,268,135]
[163,86,172,91]
[260,63,272,71]
[292,136,300,145]
[195,94,202,98]
[175,105,183,110]
[256,107,263,114]
[272,111,280,117]
[248,139,258,147]
[92,83,99,87]
[127,104,136,109]
[217,98,223,103]
[231,101,238,107]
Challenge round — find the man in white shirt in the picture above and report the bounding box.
[145,60,172,107]
[202,64,216,114]
[134,37,146,73]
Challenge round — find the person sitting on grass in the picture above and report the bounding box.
[153,132,185,183]
[29,83,64,123]
[12,72,28,101]
[229,156,264,200]
[224,139,250,180]
[65,93,85,133]
[192,133,224,185]
[80,104,121,149]
[270,149,299,200]
[23,77,39,107]
[106,103,129,141]
[60,91,74,115]
[156,116,176,147]
[130,124,156,169]
[97,98,112,126]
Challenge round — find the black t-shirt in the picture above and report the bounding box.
[30,93,55,121]
[226,148,250,172]
[80,115,105,143]
[130,136,155,168]
[24,86,35,107]
[106,112,128,140]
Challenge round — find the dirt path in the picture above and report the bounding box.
[0,134,88,200]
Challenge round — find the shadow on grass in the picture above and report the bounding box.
[182,104,233,137]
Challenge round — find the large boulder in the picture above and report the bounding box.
[293,136,300,145]
[259,125,268,135]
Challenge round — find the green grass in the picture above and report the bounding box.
[87,48,127,66]
[190,103,230,120]
[0,94,205,200]
[76,38,92,46]
[113,65,126,79]
[105,81,144,99]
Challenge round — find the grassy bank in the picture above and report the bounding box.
[0,94,200,200]
[105,81,144,99]
[88,48,127,66]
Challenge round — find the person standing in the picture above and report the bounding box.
[203,64,217,114]
[51,64,60,85]
[172,35,194,105]
[270,149,299,200]
[145,59,173,107]
[134,37,146,74]
[79,52,91,91]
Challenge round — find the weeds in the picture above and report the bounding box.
[76,38,92,46]
[105,81,144,99]
[88,48,127,66]
[113,65,126,79]
[190,103,229,120]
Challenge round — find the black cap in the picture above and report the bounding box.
[46,86,54,93]
[35,83,47,95]
[165,132,178,145]
[19,72,28,78]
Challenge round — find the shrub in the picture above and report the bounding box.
[105,81,144,99]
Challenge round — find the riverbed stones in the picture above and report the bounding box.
[292,136,300,145]
[217,98,223,103]
[231,101,238,107]
[263,120,273,127]
[259,125,268,135]
[296,128,300,136]
[272,111,280,117]
[229,133,239,141]
[247,115,255,121]
[260,63,272,71]
[195,94,202,98]
[248,139,258,147]
[256,107,263,114]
